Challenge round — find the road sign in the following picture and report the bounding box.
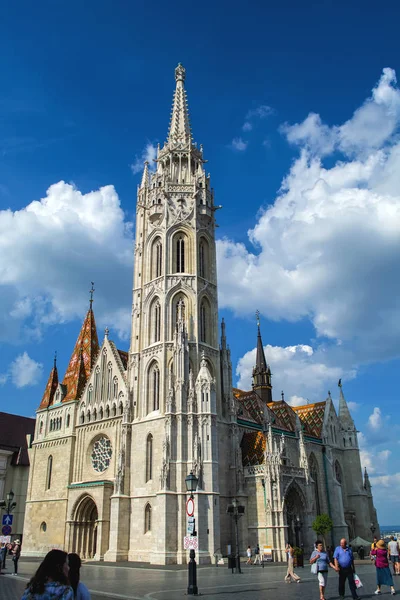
[2,514,13,526]
[184,536,198,550]
[0,535,11,544]
[187,517,195,535]
[2,525,12,536]
[263,545,273,561]
[186,497,194,517]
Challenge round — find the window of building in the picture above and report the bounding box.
[80,412,84,424]
[40,521,47,533]
[106,405,110,419]
[113,377,118,399]
[100,407,104,420]
[199,242,205,278]
[119,401,123,416]
[66,414,70,428]
[112,403,117,417]
[176,236,185,273]
[39,421,43,435]
[107,364,113,400]
[88,385,93,405]
[155,239,162,278]
[200,302,207,343]
[154,302,161,343]
[146,434,153,482]
[144,503,152,533]
[46,455,53,490]
[153,366,160,411]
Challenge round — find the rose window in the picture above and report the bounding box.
[91,437,112,473]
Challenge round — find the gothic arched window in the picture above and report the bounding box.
[106,405,110,419]
[46,455,53,490]
[200,302,207,343]
[335,460,343,484]
[94,366,100,401]
[66,414,70,428]
[154,301,161,343]
[144,503,152,533]
[176,236,185,273]
[88,384,93,405]
[39,421,43,435]
[309,454,321,515]
[152,238,163,279]
[80,412,84,424]
[146,434,153,482]
[107,363,113,400]
[100,407,104,420]
[147,362,160,413]
[113,377,118,399]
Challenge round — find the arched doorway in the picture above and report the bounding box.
[71,496,98,559]
[284,485,305,547]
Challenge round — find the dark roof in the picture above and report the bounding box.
[0,412,35,466]
[117,350,128,370]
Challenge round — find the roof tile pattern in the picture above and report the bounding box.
[39,364,59,409]
[241,431,266,466]
[292,401,326,438]
[62,308,99,402]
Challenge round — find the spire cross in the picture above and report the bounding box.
[54,351,57,368]
[89,282,95,308]
[328,390,331,398]
[338,378,342,388]
[281,390,285,401]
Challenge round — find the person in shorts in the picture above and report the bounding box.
[388,536,400,575]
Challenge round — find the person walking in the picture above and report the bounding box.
[0,542,7,572]
[68,553,91,599]
[371,539,396,595]
[12,540,21,575]
[285,543,301,583]
[310,540,338,600]
[253,544,262,565]
[333,538,359,600]
[246,545,252,565]
[388,537,400,576]
[21,549,73,600]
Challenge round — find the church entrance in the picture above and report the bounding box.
[71,495,98,559]
[285,486,305,548]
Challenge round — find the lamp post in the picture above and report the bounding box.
[370,522,376,538]
[0,489,17,514]
[227,498,245,574]
[185,471,199,596]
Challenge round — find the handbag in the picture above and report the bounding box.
[311,562,318,574]
[353,573,363,589]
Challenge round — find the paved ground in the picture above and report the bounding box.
[1,558,397,600]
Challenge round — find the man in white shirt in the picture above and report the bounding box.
[388,536,400,575]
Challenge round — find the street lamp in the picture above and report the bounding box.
[185,471,199,596]
[370,522,376,537]
[227,498,245,574]
[0,489,17,514]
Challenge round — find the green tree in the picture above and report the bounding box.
[312,514,334,548]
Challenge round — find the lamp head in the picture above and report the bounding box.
[185,471,198,494]
[6,490,14,503]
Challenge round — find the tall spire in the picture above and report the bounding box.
[39,356,59,409]
[167,63,192,146]
[61,301,99,403]
[140,161,149,189]
[252,311,272,404]
[338,379,355,430]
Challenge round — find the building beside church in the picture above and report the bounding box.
[23,64,379,563]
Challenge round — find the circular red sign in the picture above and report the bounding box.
[186,497,195,517]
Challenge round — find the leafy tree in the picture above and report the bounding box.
[312,514,334,548]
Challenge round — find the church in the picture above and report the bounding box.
[23,64,379,564]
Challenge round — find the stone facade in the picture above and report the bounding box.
[23,64,379,563]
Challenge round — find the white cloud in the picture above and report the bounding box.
[218,68,400,367]
[0,181,133,342]
[0,373,8,385]
[347,401,360,412]
[230,137,248,151]
[368,407,383,430]
[130,142,157,174]
[235,341,355,403]
[242,122,253,132]
[242,105,274,133]
[9,352,43,388]
[282,68,400,157]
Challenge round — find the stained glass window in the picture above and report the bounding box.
[91,437,112,473]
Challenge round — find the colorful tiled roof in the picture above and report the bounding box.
[241,431,265,466]
[62,307,99,402]
[293,401,326,438]
[233,388,263,425]
[267,400,297,432]
[39,363,59,409]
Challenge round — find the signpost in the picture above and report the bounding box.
[2,514,13,526]
[184,536,199,550]
[2,525,12,536]
[0,535,11,544]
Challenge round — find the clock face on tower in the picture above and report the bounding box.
[91,436,112,473]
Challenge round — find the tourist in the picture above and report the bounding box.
[310,540,338,600]
[358,545,365,560]
[0,542,7,572]
[388,537,400,575]
[372,537,379,560]
[68,554,90,600]
[333,538,359,600]
[253,544,262,565]
[246,545,252,565]
[12,540,21,575]
[371,539,396,595]
[285,543,301,583]
[21,549,73,599]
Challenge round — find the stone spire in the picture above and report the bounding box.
[39,353,59,409]
[167,63,192,146]
[252,311,272,404]
[364,467,371,492]
[140,161,150,189]
[338,379,355,430]
[61,293,99,403]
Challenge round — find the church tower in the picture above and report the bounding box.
[124,64,225,564]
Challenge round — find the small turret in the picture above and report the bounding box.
[338,379,356,431]
[140,161,150,189]
[39,353,59,409]
[364,467,372,492]
[252,311,272,404]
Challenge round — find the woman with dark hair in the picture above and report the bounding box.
[21,549,73,600]
[67,554,90,600]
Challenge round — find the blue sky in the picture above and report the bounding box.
[0,1,399,522]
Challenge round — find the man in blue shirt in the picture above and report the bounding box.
[334,538,359,600]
